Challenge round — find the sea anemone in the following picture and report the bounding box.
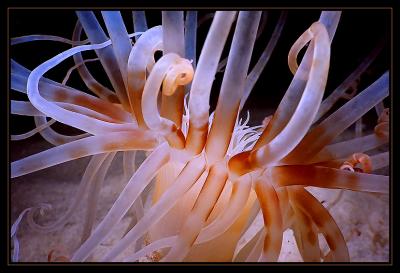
[10,10,389,262]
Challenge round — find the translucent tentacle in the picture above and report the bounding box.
[283,71,389,164]
[288,187,349,262]
[132,11,148,39]
[11,130,158,178]
[232,211,263,261]
[100,153,206,262]
[76,11,130,110]
[11,207,37,262]
[186,11,237,155]
[11,119,56,141]
[11,34,90,46]
[127,26,163,127]
[291,205,320,262]
[240,11,287,110]
[196,173,252,244]
[370,151,389,171]
[314,40,384,122]
[71,142,170,262]
[309,133,388,164]
[254,174,283,262]
[141,53,193,148]
[34,116,89,146]
[245,229,265,262]
[185,11,198,69]
[160,11,186,128]
[272,165,389,193]
[81,152,117,243]
[162,162,228,261]
[26,37,139,135]
[71,21,120,103]
[26,154,109,232]
[11,100,43,116]
[229,21,331,175]
[205,11,262,164]
[253,12,340,150]
[101,11,132,87]
[13,59,132,124]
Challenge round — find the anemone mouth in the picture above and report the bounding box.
[10,10,390,263]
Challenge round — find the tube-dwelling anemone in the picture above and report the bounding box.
[10,10,389,262]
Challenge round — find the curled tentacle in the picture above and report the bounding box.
[340,153,372,173]
[229,21,331,176]
[141,53,193,149]
[127,26,164,127]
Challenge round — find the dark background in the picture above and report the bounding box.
[9,9,390,136]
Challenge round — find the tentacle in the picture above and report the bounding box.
[291,205,320,262]
[101,11,132,88]
[34,116,89,146]
[127,26,163,127]
[71,142,170,262]
[141,53,193,148]
[11,130,158,178]
[240,11,287,110]
[288,187,349,262]
[370,151,389,171]
[11,27,120,104]
[11,100,44,116]
[314,40,384,122]
[26,154,109,232]
[185,11,198,69]
[253,12,340,150]
[71,21,120,103]
[229,21,331,175]
[121,151,146,252]
[11,119,56,141]
[11,207,36,262]
[216,11,267,75]
[162,162,228,261]
[318,11,341,39]
[62,57,99,85]
[375,101,385,117]
[132,11,148,39]
[54,101,123,123]
[254,174,283,262]
[308,133,388,164]
[310,150,389,173]
[160,11,186,128]
[81,152,117,243]
[340,153,372,173]
[283,71,389,164]
[232,209,263,261]
[271,165,389,193]
[205,11,262,164]
[11,34,89,46]
[76,11,130,110]
[287,24,314,75]
[12,60,132,124]
[12,95,123,124]
[26,38,138,135]
[245,229,265,262]
[196,173,252,244]
[185,11,237,155]
[100,153,206,262]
